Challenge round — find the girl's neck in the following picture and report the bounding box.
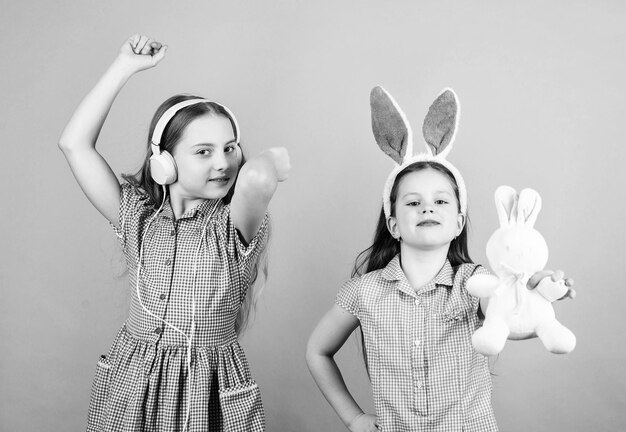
[168,191,207,220]
[399,242,449,291]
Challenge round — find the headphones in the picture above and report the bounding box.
[149,98,241,185]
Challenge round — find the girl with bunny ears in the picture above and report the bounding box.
[59,35,290,432]
[306,87,574,432]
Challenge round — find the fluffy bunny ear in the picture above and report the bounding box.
[370,86,413,164]
[494,185,518,227]
[422,88,459,158]
[516,189,542,227]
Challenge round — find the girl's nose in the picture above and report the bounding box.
[421,206,434,214]
[213,151,228,171]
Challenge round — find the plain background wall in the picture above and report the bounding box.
[1,1,625,431]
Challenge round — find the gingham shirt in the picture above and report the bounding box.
[87,183,269,432]
[337,255,498,432]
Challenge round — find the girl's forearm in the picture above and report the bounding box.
[231,147,289,241]
[58,60,133,153]
[306,352,365,429]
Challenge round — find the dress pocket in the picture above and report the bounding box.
[86,355,112,432]
[219,380,265,431]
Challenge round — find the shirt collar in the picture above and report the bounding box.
[158,198,223,221]
[182,198,222,219]
[433,260,454,287]
[381,254,454,289]
[381,255,405,281]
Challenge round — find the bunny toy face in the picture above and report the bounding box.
[486,186,548,277]
[487,223,549,277]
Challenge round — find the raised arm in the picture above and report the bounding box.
[230,147,290,242]
[58,34,166,227]
[306,305,379,432]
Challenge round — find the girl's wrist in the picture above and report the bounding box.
[347,411,365,429]
[107,57,138,83]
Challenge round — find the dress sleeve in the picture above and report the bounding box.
[445,263,492,323]
[109,183,151,248]
[216,204,270,286]
[470,264,492,323]
[336,276,361,317]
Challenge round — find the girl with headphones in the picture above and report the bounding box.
[59,34,289,432]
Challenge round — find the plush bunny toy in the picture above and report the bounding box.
[467,186,576,355]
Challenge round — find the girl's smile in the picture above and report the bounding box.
[417,219,440,227]
[208,175,231,183]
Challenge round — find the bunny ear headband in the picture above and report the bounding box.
[370,86,467,219]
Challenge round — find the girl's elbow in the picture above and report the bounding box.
[305,338,325,366]
[58,137,72,154]
[305,339,317,365]
[306,335,336,366]
[58,134,81,155]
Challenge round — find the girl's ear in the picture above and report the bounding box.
[516,188,542,227]
[422,88,459,158]
[456,212,466,237]
[371,86,413,164]
[386,216,401,240]
[494,185,518,227]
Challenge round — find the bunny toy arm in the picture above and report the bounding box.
[466,273,499,317]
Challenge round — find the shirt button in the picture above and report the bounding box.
[170,230,176,236]
[164,258,172,266]
[154,326,162,335]
[414,340,421,347]
[416,380,423,389]
[159,293,166,300]
[414,299,420,306]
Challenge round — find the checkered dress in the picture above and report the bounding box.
[86,183,269,432]
[337,255,498,432]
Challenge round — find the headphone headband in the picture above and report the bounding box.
[150,98,241,154]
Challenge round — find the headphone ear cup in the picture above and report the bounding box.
[150,150,178,185]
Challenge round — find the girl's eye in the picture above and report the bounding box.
[225,146,236,154]
[435,200,448,205]
[197,149,212,156]
[407,201,419,206]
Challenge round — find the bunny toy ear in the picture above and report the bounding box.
[495,185,518,227]
[422,88,459,158]
[516,188,542,227]
[371,86,413,164]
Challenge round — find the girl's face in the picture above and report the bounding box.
[387,168,465,251]
[170,114,240,201]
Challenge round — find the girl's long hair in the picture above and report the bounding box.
[122,94,267,335]
[352,161,473,375]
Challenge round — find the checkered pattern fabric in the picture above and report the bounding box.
[86,183,268,432]
[337,255,498,432]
